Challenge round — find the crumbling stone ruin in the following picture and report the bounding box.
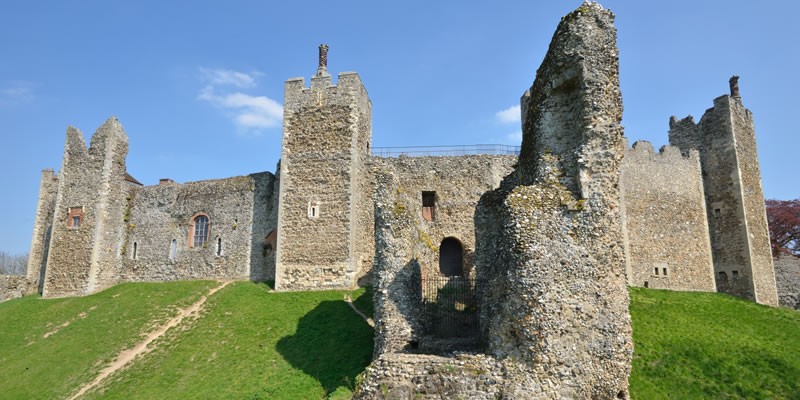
[11,0,788,395]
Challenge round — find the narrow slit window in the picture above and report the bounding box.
[662,267,668,276]
[653,267,659,276]
[132,242,138,260]
[308,201,320,219]
[169,239,177,260]
[216,237,222,256]
[422,191,436,221]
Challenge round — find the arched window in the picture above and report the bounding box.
[190,214,210,248]
[439,237,463,277]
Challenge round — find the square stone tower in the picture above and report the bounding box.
[40,118,132,298]
[669,78,778,306]
[275,45,374,290]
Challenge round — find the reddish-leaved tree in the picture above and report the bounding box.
[766,198,800,257]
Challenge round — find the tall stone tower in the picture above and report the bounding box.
[669,78,778,306]
[275,45,374,291]
[41,117,132,298]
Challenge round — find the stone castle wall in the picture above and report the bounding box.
[117,173,275,283]
[620,141,715,291]
[774,254,800,309]
[370,155,515,355]
[0,275,32,302]
[275,71,372,290]
[26,169,59,292]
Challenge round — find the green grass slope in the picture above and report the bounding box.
[0,281,217,400]
[630,287,800,399]
[81,282,373,400]
[1,283,798,399]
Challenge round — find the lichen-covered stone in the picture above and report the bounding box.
[475,2,632,397]
[775,254,800,309]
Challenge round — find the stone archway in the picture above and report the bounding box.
[439,237,463,277]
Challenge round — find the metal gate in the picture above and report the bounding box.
[420,276,478,339]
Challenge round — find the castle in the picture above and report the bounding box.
[23,46,777,305]
[13,2,782,397]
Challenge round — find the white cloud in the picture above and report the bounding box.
[0,81,36,105]
[197,68,282,134]
[496,104,521,124]
[506,130,523,143]
[198,68,259,88]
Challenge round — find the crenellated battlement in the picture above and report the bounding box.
[625,140,700,163]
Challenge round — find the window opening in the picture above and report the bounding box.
[439,237,463,277]
[653,267,659,276]
[308,201,320,219]
[132,242,138,260]
[192,215,210,247]
[68,207,83,228]
[422,191,436,221]
[718,271,728,281]
[169,239,177,260]
[644,281,649,288]
[732,270,739,278]
[662,267,668,276]
[714,208,721,217]
[216,237,222,256]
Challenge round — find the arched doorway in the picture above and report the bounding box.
[439,237,463,277]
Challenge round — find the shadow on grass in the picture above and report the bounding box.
[276,294,374,396]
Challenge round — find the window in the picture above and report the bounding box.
[714,208,721,217]
[422,191,436,221]
[718,271,728,281]
[662,267,668,276]
[169,239,177,260]
[190,214,210,247]
[68,207,83,228]
[653,267,659,276]
[644,281,649,288]
[308,201,320,219]
[132,242,138,260]
[216,237,222,256]
[732,270,739,278]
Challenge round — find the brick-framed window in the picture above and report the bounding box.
[67,207,84,228]
[422,191,436,221]
[189,213,210,248]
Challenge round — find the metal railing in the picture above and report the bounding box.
[372,144,520,158]
[420,276,479,339]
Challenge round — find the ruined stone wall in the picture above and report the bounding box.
[0,275,32,302]
[475,3,632,396]
[370,155,515,355]
[26,169,59,293]
[42,118,130,298]
[620,141,715,291]
[774,254,800,309]
[670,93,778,306]
[117,173,274,283]
[275,71,371,290]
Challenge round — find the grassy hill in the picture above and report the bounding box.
[0,282,797,399]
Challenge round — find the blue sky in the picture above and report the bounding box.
[1,0,798,255]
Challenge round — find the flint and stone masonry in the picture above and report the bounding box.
[13,5,786,398]
[669,82,779,306]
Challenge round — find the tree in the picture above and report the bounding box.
[766,199,800,257]
[0,251,28,275]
